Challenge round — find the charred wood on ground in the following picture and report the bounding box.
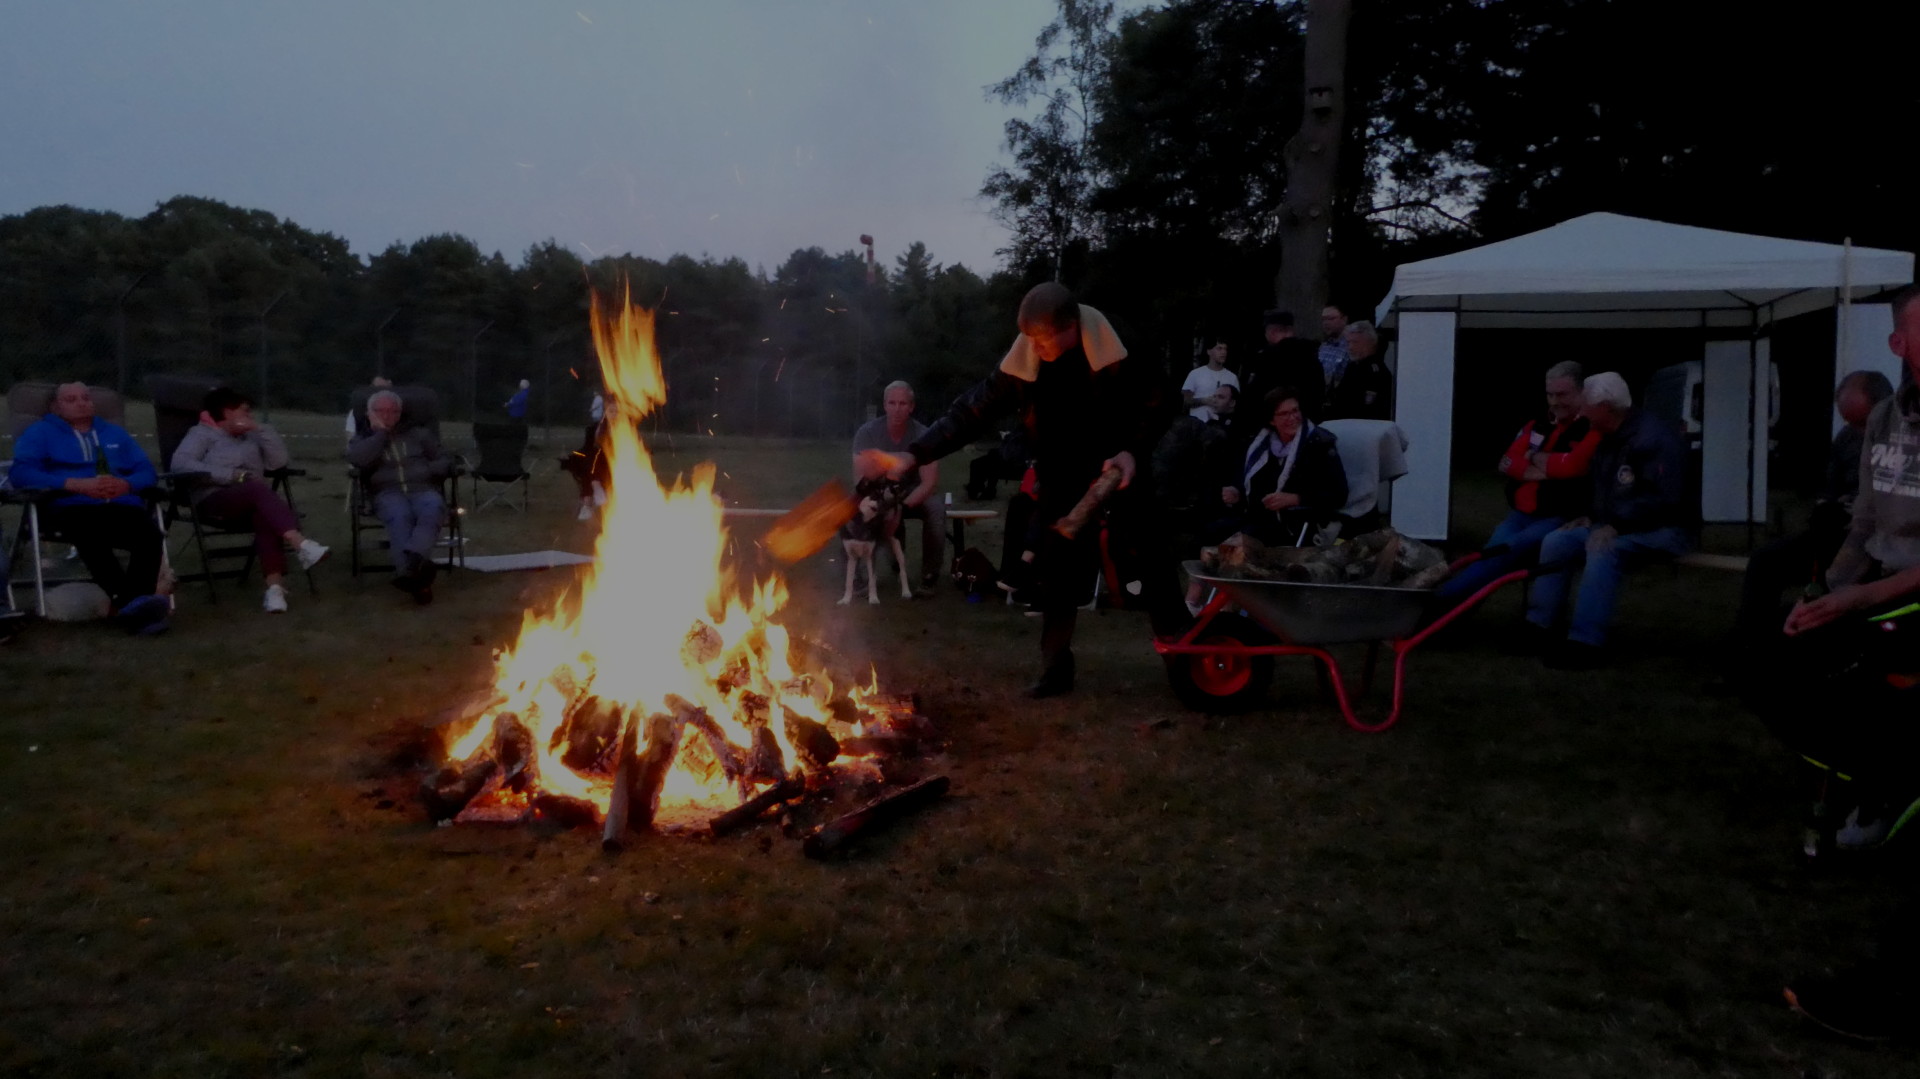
[421,757,499,823]
[802,775,950,859]
[708,776,806,837]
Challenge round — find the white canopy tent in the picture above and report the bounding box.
[1373,212,1913,540]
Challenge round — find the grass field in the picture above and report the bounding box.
[2,411,1914,1077]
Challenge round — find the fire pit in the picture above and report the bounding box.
[421,288,948,854]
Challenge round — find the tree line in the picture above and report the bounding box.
[5,0,1916,440]
[0,196,1031,436]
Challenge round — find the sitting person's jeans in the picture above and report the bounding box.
[1526,523,1688,646]
[373,488,446,564]
[901,498,946,584]
[45,502,166,609]
[1437,509,1564,601]
[195,479,299,577]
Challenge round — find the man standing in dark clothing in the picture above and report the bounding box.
[876,282,1184,698]
[1526,371,1689,668]
[1238,310,1325,429]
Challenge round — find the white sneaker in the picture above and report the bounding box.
[296,538,331,571]
[590,481,608,507]
[263,584,289,613]
[577,503,594,522]
[1835,806,1891,849]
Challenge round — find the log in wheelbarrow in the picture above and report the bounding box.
[1155,554,1532,732]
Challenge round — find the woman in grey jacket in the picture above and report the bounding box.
[171,388,329,612]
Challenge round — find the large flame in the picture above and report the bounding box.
[437,285,890,826]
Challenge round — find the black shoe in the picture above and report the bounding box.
[1543,640,1607,670]
[1025,651,1075,699]
[1,608,25,644]
[417,554,440,589]
[391,571,418,594]
[413,584,435,606]
[1785,966,1912,1042]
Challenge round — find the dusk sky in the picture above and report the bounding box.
[0,2,1126,276]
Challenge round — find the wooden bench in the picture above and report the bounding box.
[722,506,998,552]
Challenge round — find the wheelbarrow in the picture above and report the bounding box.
[1154,554,1532,732]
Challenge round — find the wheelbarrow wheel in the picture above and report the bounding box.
[1166,613,1274,713]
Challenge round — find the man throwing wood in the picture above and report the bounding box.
[869,282,1184,698]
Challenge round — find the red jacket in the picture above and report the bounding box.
[1499,415,1600,518]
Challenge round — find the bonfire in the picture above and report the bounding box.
[423,287,942,850]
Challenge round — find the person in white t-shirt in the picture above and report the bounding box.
[1180,338,1239,420]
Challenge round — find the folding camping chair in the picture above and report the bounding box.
[3,381,169,618]
[145,374,314,603]
[346,384,465,578]
[465,421,531,512]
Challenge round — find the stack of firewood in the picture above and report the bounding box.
[1199,528,1452,590]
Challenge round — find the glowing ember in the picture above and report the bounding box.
[431,285,907,833]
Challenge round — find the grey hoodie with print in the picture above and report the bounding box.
[1831,383,1920,585]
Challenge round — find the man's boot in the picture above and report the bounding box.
[1027,607,1077,698]
[1026,648,1075,698]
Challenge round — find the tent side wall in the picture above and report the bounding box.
[1387,312,1456,541]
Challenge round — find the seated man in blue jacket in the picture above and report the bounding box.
[1526,371,1688,668]
[9,382,170,632]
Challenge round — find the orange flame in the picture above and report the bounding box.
[438,283,891,827]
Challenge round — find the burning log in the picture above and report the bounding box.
[559,695,623,773]
[783,708,841,771]
[601,712,638,850]
[1050,467,1124,540]
[671,695,748,791]
[708,776,805,838]
[533,791,599,830]
[628,710,685,833]
[748,725,787,783]
[491,712,536,790]
[839,734,923,758]
[802,776,951,858]
[681,621,724,668]
[420,756,499,823]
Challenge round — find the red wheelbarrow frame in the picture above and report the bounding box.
[1153,554,1534,733]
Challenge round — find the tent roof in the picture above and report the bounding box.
[1376,212,1913,329]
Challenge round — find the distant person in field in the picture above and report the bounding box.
[348,389,452,604]
[1439,361,1599,601]
[565,390,612,521]
[504,378,531,421]
[851,381,945,593]
[8,382,170,634]
[171,388,330,613]
[1180,337,1239,421]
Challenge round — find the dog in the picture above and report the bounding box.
[950,546,999,599]
[837,476,914,605]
